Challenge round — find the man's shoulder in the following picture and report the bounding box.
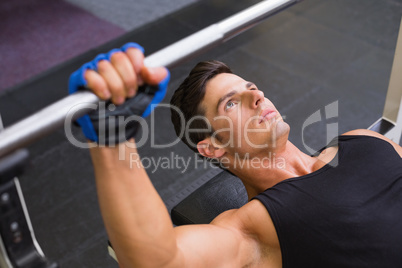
[341,129,402,157]
[211,200,280,249]
[210,199,271,225]
[342,128,397,141]
[342,129,378,137]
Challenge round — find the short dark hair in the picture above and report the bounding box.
[170,60,232,153]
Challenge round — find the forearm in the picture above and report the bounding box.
[89,139,178,267]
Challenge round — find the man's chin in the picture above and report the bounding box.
[274,120,290,141]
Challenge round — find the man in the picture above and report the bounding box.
[73,44,402,267]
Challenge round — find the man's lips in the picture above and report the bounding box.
[259,108,277,124]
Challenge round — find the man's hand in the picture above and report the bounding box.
[83,44,168,105]
[68,43,170,144]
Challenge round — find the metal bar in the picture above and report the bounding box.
[368,18,402,144]
[381,18,402,144]
[0,114,4,132]
[382,18,402,125]
[144,0,300,68]
[0,0,300,158]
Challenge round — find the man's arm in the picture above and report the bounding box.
[82,47,265,267]
[90,141,261,267]
[90,142,176,266]
[343,129,402,157]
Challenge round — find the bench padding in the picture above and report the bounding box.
[171,170,248,225]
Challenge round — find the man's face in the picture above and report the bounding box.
[201,73,289,159]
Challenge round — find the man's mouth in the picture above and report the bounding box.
[259,108,277,124]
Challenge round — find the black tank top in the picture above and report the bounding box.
[253,135,402,268]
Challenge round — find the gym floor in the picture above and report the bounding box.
[0,0,401,267]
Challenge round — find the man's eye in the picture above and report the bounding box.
[225,100,236,111]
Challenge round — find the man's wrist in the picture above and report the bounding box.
[89,138,138,162]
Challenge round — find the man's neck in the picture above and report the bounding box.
[230,141,326,200]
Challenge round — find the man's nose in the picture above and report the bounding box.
[245,89,264,109]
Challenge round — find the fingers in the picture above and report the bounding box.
[110,51,138,98]
[97,59,127,105]
[140,66,168,85]
[83,47,168,105]
[84,48,143,105]
[84,70,111,100]
[125,47,145,86]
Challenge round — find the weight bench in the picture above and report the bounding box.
[171,170,248,225]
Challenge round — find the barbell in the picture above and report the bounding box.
[0,0,301,159]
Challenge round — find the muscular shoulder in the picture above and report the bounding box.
[172,201,282,268]
[211,200,281,253]
[342,129,402,157]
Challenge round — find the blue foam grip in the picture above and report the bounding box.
[68,43,144,142]
[68,42,170,143]
[68,62,99,142]
[141,69,170,118]
[121,42,145,54]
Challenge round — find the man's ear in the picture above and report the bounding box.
[197,138,225,158]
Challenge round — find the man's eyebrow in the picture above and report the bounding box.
[216,90,237,112]
[216,82,256,112]
[246,81,256,89]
